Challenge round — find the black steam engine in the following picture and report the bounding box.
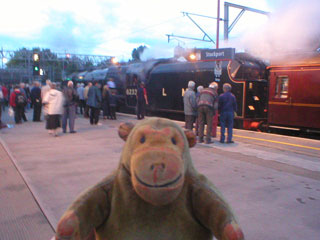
[118,48,268,128]
[73,48,269,129]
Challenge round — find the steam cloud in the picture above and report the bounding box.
[226,0,320,61]
[140,46,173,61]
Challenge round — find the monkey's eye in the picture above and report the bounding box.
[140,135,146,144]
[171,137,177,145]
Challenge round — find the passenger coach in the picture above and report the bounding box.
[267,53,320,132]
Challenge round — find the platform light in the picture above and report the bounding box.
[189,53,196,61]
[2,57,8,64]
[111,57,118,64]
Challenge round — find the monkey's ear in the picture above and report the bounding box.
[184,130,196,148]
[118,122,135,141]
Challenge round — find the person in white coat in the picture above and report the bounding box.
[42,82,64,136]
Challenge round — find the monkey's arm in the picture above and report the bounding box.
[191,177,244,240]
[55,176,114,240]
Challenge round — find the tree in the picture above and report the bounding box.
[131,45,148,62]
[6,47,63,81]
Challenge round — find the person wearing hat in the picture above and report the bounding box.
[197,82,219,144]
[183,81,197,130]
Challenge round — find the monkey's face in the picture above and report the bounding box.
[130,125,185,205]
[118,119,196,206]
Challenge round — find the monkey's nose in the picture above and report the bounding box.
[150,163,166,171]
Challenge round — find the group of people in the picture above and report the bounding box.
[1,83,31,125]
[183,81,237,144]
[0,79,119,137]
[2,79,236,141]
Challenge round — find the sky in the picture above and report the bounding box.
[0,0,319,61]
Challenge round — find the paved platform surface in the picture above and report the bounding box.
[0,108,320,240]
[0,138,54,240]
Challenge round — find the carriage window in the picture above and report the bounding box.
[275,76,289,98]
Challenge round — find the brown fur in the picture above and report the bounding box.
[56,118,244,240]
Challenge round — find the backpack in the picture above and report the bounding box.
[15,93,26,107]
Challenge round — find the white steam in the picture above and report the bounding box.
[227,0,320,61]
[140,46,173,61]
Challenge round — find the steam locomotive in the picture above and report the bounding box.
[71,48,320,133]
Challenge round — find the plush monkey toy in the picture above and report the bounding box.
[56,118,244,240]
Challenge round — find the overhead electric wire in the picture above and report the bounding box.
[101,16,183,43]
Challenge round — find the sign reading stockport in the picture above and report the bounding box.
[200,48,235,61]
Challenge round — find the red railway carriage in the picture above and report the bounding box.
[267,54,320,131]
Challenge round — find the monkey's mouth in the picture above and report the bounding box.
[135,173,182,188]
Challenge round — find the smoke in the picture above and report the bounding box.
[140,46,173,61]
[226,0,320,61]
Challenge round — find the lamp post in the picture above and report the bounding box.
[216,0,220,49]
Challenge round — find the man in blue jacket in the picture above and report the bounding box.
[218,83,237,143]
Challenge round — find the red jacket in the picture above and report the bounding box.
[10,89,20,107]
[2,86,8,98]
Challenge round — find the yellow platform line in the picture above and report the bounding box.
[233,134,320,151]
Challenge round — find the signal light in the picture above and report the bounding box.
[33,53,40,76]
[33,65,40,75]
[33,53,40,62]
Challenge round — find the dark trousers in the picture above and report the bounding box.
[137,101,146,119]
[90,107,100,124]
[110,106,116,119]
[2,100,6,111]
[14,107,23,123]
[102,99,111,118]
[198,106,213,142]
[33,101,42,121]
[62,105,76,132]
[84,102,90,118]
[185,115,195,131]
[21,108,27,122]
[220,111,234,143]
[79,100,86,114]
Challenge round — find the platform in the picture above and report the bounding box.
[0,108,319,240]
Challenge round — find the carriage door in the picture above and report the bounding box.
[268,72,292,126]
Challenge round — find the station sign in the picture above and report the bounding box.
[200,48,235,61]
